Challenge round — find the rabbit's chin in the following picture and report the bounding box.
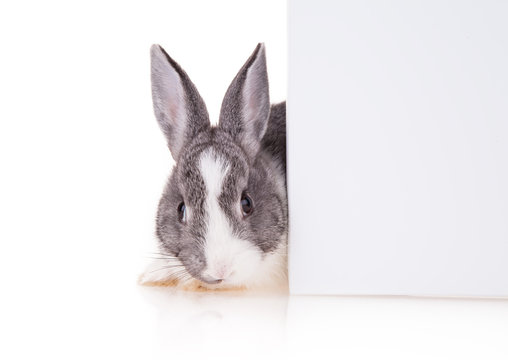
[139,238,287,292]
[206,237,288,291]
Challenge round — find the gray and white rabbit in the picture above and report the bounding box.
[140,44,287,290]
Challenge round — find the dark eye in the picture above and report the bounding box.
[241,194,253,216]
[177,202,186,223]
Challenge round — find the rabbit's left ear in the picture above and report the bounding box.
[150,45,210,160]
[219,43,270,158]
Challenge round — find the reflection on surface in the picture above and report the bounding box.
[287,295,508,359]
[139,286,508,360]
[140,286,289,359]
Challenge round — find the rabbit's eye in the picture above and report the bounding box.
[241,194,253,216]
[177,202,186,223]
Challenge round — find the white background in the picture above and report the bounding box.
[0,1,507,359]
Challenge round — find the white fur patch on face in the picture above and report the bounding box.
[199,149,263,286]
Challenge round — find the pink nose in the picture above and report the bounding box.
[214,265,228,279]
[205,264,232,282]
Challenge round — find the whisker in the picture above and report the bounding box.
[172,269,188,277]
[147,257,182,261]
[180,277,193,286]
[173,270,193,282]
[148,254,178,259]
[149,251,178,256]
[149,264,185,274]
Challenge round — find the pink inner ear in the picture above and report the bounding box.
[240,44,269,141]
[242,72,268,140]
[167,95,182,122]
[161,63,186,124]
[157,58,187,151]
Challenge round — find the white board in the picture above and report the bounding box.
[287,0,508,297]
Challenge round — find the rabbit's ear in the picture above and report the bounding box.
[151,45,210,160]
[219,43,270,158]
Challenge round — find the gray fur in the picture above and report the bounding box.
[219,43,270,159]
[150,43,287,284]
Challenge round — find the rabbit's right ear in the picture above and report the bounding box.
[218,43,270,159]
[150,45,210,160]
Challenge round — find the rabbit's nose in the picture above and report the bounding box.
[203,263,233,282]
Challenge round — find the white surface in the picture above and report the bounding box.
[288,0,508,296]
[2,284,508,359]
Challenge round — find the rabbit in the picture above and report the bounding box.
[139,43,287,291]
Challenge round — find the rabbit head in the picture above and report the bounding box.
[148,44,287,289]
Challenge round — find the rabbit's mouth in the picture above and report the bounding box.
[197,274,226,285]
